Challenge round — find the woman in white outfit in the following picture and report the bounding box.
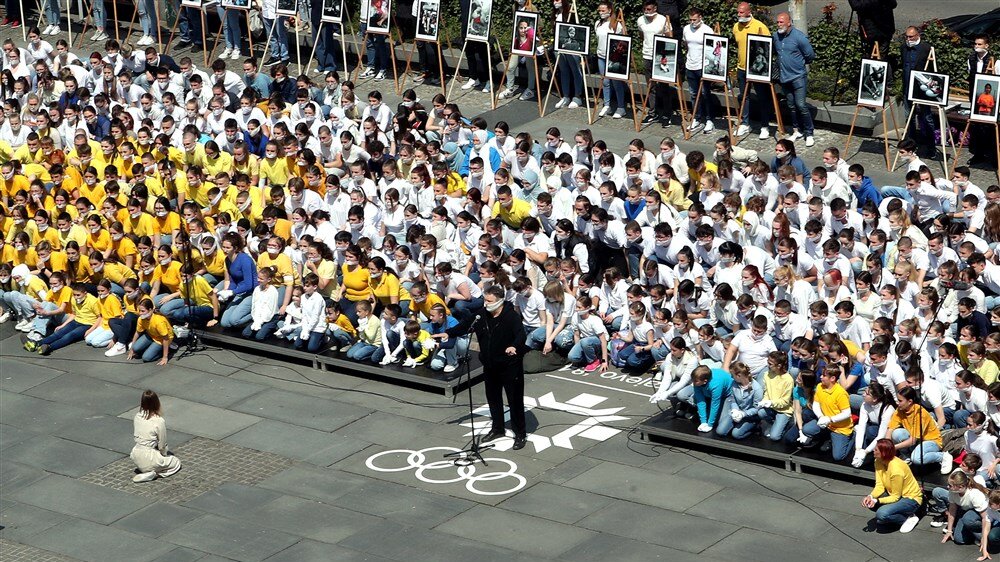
[130,390,182,483]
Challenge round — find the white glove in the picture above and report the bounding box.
[731,410,745,423]
[379,354,394,366]
[402,357,416,367]
[796,433,810,444]
[817,416,831,428]
[697,423,712,433]
[217,290,233,301]
[649,391,668,403]
[851,450,867,468]
[759,399,772,409]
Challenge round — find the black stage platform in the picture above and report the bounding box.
[639,410,949,490]
[196,326,484,397]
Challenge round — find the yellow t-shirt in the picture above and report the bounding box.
[341,264,371,301]
[112,236,139,265]
[370,272,410,305]
[179,275,214,307]
[97,293,124,320]
[256,252,295,286]
[733,19,770,71]
[97,262,137,285]
[153,261,183,293]
[154,212,182,238]
[86,229,113,253]
[259,157,290,187]
[71,293,102,325]
[411,292,449,320]
[813,383,853,436]
[46,285,73,307]
[203,152,234,178]
[491,198,533,230]
[124,213,157,237]
[137,313,173,344]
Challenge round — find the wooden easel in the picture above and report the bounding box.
[494,0,552,115]
[447,26,506,110]
[735,36,785,144]
[208,4,255,64]
[891,47,954,173]
[844,44,898,170]
[951,58,1000,178]
[637,19,691,131]
[165,2,210,67]
[686,25,736,141]
[352,16,401,93]
[540,0,592,121]
[592,8,641,131]
[399,19,451,95]
[77,0,122,46]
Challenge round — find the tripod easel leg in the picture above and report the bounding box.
[294,18,302,75]
[446,40,469,100]
[890,105,917,172]
[844,105,862,156]
[770,83,784,137]
[581,58,593,123]
[305,20,323,75]
[200,10,208,66]
[952,120,972,176]
[121,4,137,47]
[76,0,93,49]
[112,0,119,41]
[400,38,417,90]
[389,27,400,94]
[262,15,278,62]
[687,81,704,141]
[533,54,543,116]
[541,53,559,117]
[627,78,640,132]
[721,82,735,142]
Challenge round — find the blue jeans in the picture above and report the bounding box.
[781,76,813,136]
[801,420,854,461]
[91,0,106,29]
[715,397,760,440]
[132,334,165,362]
[557,54,584,103]
[264,16,289,60]
[505,55,536,93]
[618,344,653,371]
[221,292,254,329]
[40,320,88,351]
[155,294,187,318]
[371,331,400,363]
[170,304,213,326]
[737,69,772,127]
[32,301,64,336]
[179,5,202,45]
[85,326,115,347]
[879,186,913,203]
[241,315,280,341]
[137,0,157,36]
[954,508,987,545]
[868,496,920,528]
[759,408,792,441]
[686,68,716,122]
[346,341,378,361]
[217,5,241,50]
[891,428,943,465]
[369,33,390,72]
[313,18,338,71]
[953,408,974,428]
[450,296,483,322]
[295,331,326,353]
[430,335,469,370]
[598,57,626,110]
[526,326,574,350]
[783,408,818,444]
[45,0,60,25]
[328,330,352,349]
[109,313,138,344]
[568,336,603,364]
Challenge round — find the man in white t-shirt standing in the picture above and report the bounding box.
[682,8,716,133]
[637,0,669,125]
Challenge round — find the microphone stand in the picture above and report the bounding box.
[445,314,494,466]
[178,241,205,359]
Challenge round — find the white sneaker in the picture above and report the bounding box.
[686,120,702,131]
[358,67,375,79]
[736,124,750,137]
[15,318,34,332]
[940,451,954,474]
[0,311,10,323]
[219,47,232,59]
[899,515,920,534]
[805,135,815,147]
[498,87,518,99]
[132,471,158,483]
[42,24,54,34]
[703,121,715,133]
[27,331,42,342]
[481,83,492,93]
[555,97,569,109]
[788,130,803,141]
[105,342,128,357]
[443,364,457,373]
[461,78,477,90]
[90,29,103,40]
[598,105,611,117]
[46,24,59,35]
[374,70,386,81]
[135,35,151,46]
[567,100,580,109]
[229,49,241,60]
[612,109,625,119]
[758,127,770,140]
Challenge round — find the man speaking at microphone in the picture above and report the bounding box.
[446,285,529,450]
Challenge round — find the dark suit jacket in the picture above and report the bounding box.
[901,40,931,99]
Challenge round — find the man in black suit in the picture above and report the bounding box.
[144,47,181,74]
[900,26,932,152]
[446,285,530,450]
[967,34,999,167]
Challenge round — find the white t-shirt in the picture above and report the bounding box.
[515,289,547,328]
[682,22,711,71]
[729,330,776,373]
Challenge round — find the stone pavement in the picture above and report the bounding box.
[0,321,984,562]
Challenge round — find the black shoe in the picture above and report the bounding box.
[930,513,947,528]
[38,344,51,356]
[482,429,505,442]
[424,77,441,86]
[190,43,203,52]
[175,39,192,49]
[512,436,527,450]
[642,112,658,125]
[969,155,986,166]
[263,56,280,67]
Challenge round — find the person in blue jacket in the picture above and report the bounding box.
[677,365,733,433]
[847,163,884,210]
[773,12,816,146]
[716,362,764,440]
[218,232,259,329]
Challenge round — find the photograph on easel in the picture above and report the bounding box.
[511,11,539,56]
[702,34,728,82]
[321,0,343,23]
[745,34,772,83]
[366,0,392,34]
[857,59,888,108]
[221,0,250,8]
[415,0,440,41]
[555,22,589,56]
[275,0,295,16]
[651,35,678,84]
[467,0,493,42]
[182,0,203,7]
[604,33,631,80]
[971,74,1000,123]
[908,70,950,107]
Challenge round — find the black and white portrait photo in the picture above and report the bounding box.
[555,22,589,56]
[320,0,343,23]
[746,34,771,83]
[467,0,492,42]
[857,58,888,107]
[275,0,295,17]
[415,0,440,41]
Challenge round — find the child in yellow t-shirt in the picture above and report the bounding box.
[401,319,436,367]
[128,298,173,365]
[24,282,101,355]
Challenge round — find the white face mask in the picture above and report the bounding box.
[485,299,503,312]
[140,311,153,320]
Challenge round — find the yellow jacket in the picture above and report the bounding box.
[871,457,923,505]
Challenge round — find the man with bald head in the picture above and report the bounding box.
[773,12,815,146]
[901,26,932,151]
[733,2,771,139]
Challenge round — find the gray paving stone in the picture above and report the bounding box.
[0,358,65,392]
[702,527,873,562]
[4,435,123,477]
[0,391,98,433]
[339,520,540,562]
[55,414,184,455]
[812,511,974,562]
[262,540,397,562]
[241,495,383,544]
[0,501,70,542]
[0,423,42,451]
[0,538,81,562]
[118,396,261,440]
[0,461,49,491]
[685,487,834,539]
[331,478,476,528]
[18,355,151,384]
[577,500,739,554]
[11,475,152,525]
[113,503,204,538]
[434,504,597,559]
[333,411,458,448]
[561,461,724,512]
[257,465,379,505]
[23,519,175,562]
[497,482,614,524]
[161,514,301,562]
[24,374,141,415]
[150,548,209,562]
[558,533,726,562]
[182,483,285,515]
[223,419,371,465]
[330,380,467,423]
[537,455,604,485]
[230,388,373,432]
[672,452,825,501]
[135,366,268,408]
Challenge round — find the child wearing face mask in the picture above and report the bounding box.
[106,279,144,356]
[23,282,101,355]
[274,285,305,341]
[85,279,123,349]
[615,302,655,371]
[126,298,173,365]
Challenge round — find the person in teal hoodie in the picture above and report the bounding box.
[676,365,733,432]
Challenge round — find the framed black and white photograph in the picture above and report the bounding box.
[467,0,492,42]
[651,35,678,84]
[511,11,538,57]
[701,34,728,82]
[555,22,589,56]
[181,0,202,8]
[971,74,1000,123]
[745,34,772,83]
[275,0,295,16]
[365,0,392,34]
[908,70,950,107]
[320,0,343,23]
[857,58,888,107]
[604,33,631,81]
[415,0,440,41]
[220,0,250,9]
